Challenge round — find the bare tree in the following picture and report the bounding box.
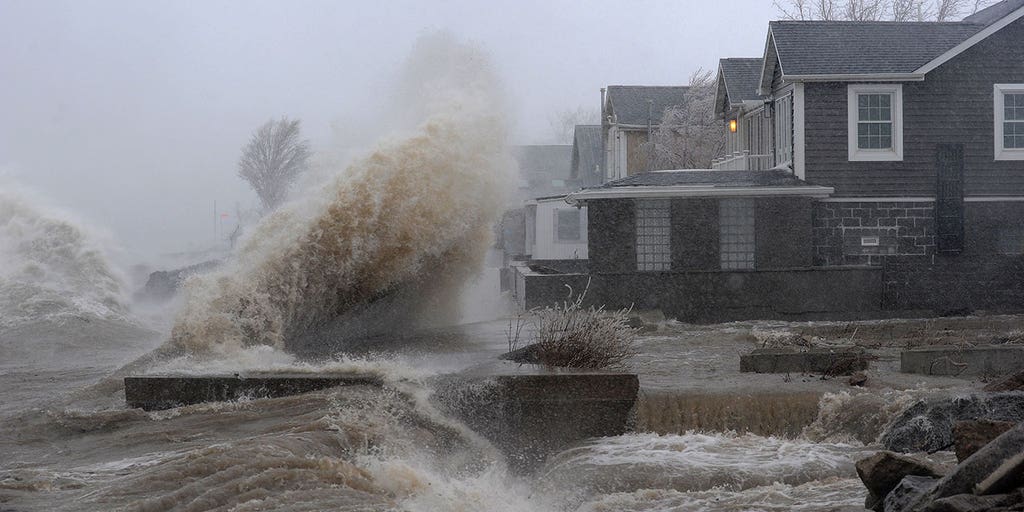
[774,0,994,20]
[644,69,726,170]
[547,106,600,144]
[237,117,311,211]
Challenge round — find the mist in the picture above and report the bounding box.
[0,0,776,265]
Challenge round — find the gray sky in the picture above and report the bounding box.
[0,0,777,264]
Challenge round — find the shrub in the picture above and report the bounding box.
[507,281,638,369]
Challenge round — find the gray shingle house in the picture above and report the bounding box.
[514,0,1024,321]
[602,85,689,180]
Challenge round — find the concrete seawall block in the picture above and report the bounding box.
[124,373,384,411]
[900,345,1024,377]
[739,347,870,374]
[434,372,640,472]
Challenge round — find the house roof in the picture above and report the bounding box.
[720,58,765,104]
[605,85,689,126]
[965,0,1024,25]
[510,145,572,179]
[715,58,764,117]
[566,169,834,203]
[760,0,1024,88]
[571,125,602,179]
[768,20,985,76]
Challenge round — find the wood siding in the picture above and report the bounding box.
[801,17,1024,197]
[626,131,649,175]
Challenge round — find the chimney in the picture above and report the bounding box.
[600,88,606,126]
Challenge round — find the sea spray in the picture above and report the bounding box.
[169,34,514,354]
[0,185,131,331]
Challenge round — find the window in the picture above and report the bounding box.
[848,84,903,161]
[554,208,582,242]
[774,93,793,166]
[720,198,755,270]
[636,199,671,271]
[995,84,1024,160]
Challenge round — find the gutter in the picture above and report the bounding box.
[783,73,925,82]
[565,184,835,205]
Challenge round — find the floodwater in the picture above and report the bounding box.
[4,301,985,512]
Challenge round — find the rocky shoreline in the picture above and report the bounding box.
[857,370,1024,511]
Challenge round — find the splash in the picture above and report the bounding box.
[169,34,513,354]
[0,185,131,331]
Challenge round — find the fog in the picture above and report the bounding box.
[0,0,775,264]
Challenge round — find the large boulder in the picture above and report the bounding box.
[881,392,1024,453]
[953,420,1017,462]
[920,492,1022,512]
[857,451,947,510]
[909,422,1024,511]
[884,475,939,512]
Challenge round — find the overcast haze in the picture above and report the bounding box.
[0,0,777,264]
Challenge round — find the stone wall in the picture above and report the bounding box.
[881,255,1024,314]
[813,201,936,266]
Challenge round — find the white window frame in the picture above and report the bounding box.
[995,84,1024,161]
[847,84,903,162]
[774,93,793,166]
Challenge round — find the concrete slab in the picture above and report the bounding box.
[739,347,870,375]
[124,373,383,411]
[434,371,640,472]
[900,345,1024,377]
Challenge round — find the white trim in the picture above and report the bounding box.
[818,197,934,202]
[793,83,806,179]
[785,73,924,82]
[566,185,834,204]
[964,196,1024,202]
[848,84,904,162]
[916,6,1024,75]
[995,84,1024,161]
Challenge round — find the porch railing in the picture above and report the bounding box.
[711,151,773,171]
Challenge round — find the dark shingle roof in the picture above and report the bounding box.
[606,86,689,126]
[965,0,1024,25]
[770,21,985,75]
[571,125,602,179]
[510,145,572,179]
[720,58,764,104]
[596,169,813,189]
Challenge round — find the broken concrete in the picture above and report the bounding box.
[900,345,1024,377]
[739,346,870,375]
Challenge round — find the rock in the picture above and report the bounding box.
[924,422,1024,504]
[953,419,1017,462]
[137,259,220,300]
[857,451,946,500]
[975,452,1024,496]
[884,475,938,512]
[850,371,868,386]
[985,369,1024,392]
[881,392,1024,453]
[920,492,1021,512]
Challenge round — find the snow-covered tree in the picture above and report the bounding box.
[644,69,726,170]
[237,117,311,211]
[547,106,600,144]
[773,0,995,21]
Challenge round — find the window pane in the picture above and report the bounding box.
[1007,122,1024,149]
[556,209,581,241]
[719,198,755,270]
[636,199,671,271]
[1007,94,1024,121]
